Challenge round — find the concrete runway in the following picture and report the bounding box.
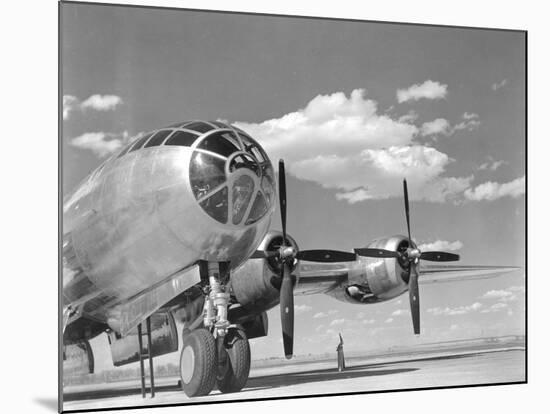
[63,346,525,412]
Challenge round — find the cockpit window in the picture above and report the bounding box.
[189,152,226,199]
[229,153,260,176]
[210,121,230,129]
[199,187,228,224]
[238,132,269,163]
[128,133,154,153]
[231,175,255,224]
[198,131,240,157]
[220,131,242,150]
[167,121,189,128]
[117,144,133,158]
[246,191,268,225]
[145,129,172,147]
[183,121,216,134]
[165,130,200,147]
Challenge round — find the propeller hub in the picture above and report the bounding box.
[407,248,421,260]
[280,246,297,260]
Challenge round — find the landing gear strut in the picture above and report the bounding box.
[179,262,251,397]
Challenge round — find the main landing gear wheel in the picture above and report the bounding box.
[179,329,217,397]
[217,329,251,393]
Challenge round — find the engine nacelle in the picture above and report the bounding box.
[326,235,411,304]
[229,231,299,314]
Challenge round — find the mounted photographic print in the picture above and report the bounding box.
[60,1,526,412]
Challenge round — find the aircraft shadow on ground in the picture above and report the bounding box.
[64,363,419,401]
[244,364,418,391]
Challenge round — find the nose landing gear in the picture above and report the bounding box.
[179,262,251,397]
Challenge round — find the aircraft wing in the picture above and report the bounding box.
[293,260,521,295]
[417,264,522,284]
[294,262,351,295]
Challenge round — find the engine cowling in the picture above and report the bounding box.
[326,235,412,304]
[229,231,299,314]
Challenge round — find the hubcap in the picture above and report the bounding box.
[180,346,195,384]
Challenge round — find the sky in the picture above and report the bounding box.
[61,3,525,367]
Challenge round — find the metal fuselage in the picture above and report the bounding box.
[63,124,275,325]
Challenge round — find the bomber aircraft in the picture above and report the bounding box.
[62,120,517,397]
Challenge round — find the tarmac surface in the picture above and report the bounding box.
[63,344,525,412]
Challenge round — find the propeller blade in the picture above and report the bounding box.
[420,251,460,262]
[250,250,280,259]
[355,248,400,258]
[298,249,357,263]
[403,179,411,241]
[409,263,420,335]
[279,263,294,359]
[278,159,287,244]
[250,250,268,259]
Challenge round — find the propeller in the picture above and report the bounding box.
[251,159,358,358]
[277,160,294,359]
[354,179,460,335]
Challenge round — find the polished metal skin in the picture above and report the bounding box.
[63,122,275,326]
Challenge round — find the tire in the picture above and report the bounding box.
[179,329,217,397]
[216,329,251,393]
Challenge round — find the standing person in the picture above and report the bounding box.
[336,333,345,372]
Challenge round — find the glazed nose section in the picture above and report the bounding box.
[228,151,275,226]
[188,125,276,227]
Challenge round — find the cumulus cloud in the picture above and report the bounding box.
[313,312,327,319]
[398,110,419,123]
[62,94,123,120]
[391,309,408,316]
[301,147,471,204]
[295,304,313,315]
[420,113,480,139]
[481,290,514,301]
[492,79,508,91]
[80,94,123,112]
[464,176,525,201]
[418,240,463,252]
[481,285,524,302]
[507,285,525,293]
[329,318,346,326]
[427,302,482,316]
[479,159,506,171]
[420,118,451,136]
[70,130,136,157]
[63,95,80,120]
[385,318,394,323]
[362,319,376,325]
[397,80,448,103]
[235,89,482,204]
[237,89,418,165]
[453,112,481,132]
[481,302,508,313]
